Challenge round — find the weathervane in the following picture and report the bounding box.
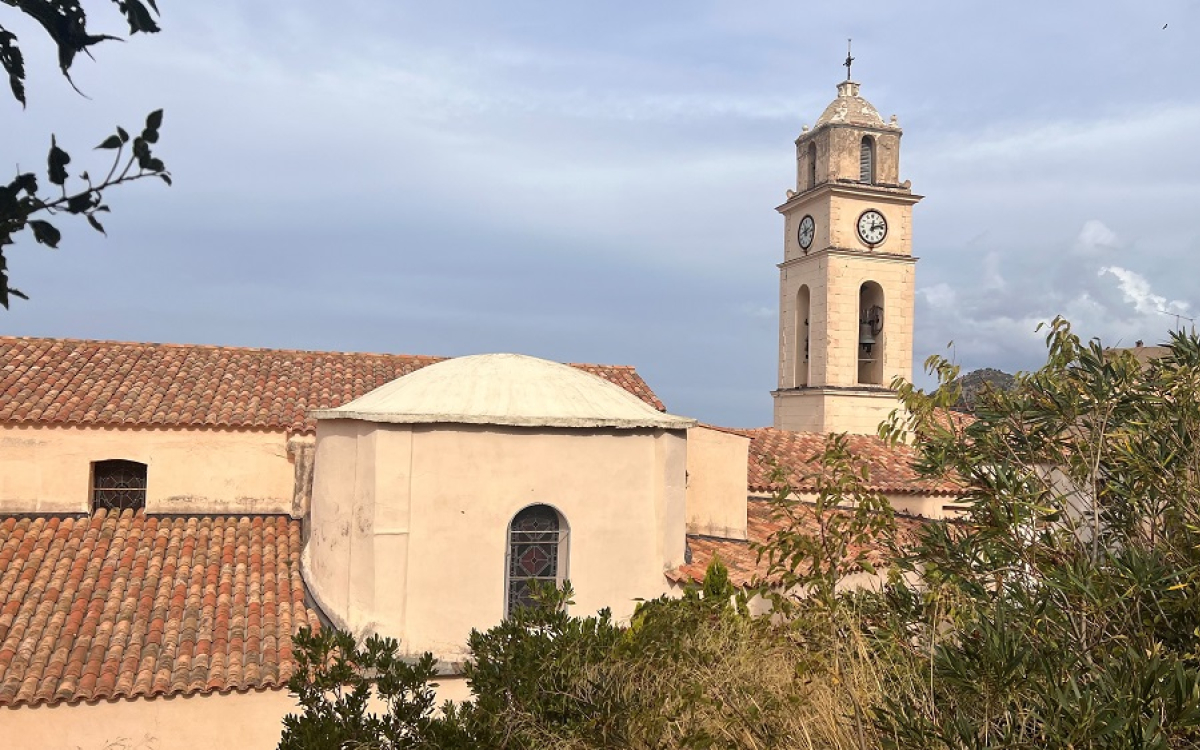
[843,38,854,81]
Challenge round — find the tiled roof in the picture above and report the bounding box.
[668,499,928,588]
[0,509,318,707]
[0,337,665,434]
[733,427,962,497]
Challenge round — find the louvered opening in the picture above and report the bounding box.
[807,142,817,188]
[859,137,875,184]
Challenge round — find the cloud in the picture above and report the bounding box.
[8,1,1200,429]
[1074,220,1120,257]
[919,283,957,310]
[1099,266,1191,317]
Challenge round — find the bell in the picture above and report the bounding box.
[858,321,876,350]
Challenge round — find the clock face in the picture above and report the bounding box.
[856,209,887,247]
[797,215,815,251]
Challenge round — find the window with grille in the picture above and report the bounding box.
[91,459,147,511]
[859,136,875,184]
[506,504,568,616]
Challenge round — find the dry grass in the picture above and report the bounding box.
[499,607,919,750]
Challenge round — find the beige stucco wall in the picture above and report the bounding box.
[771,387,903,436]
[0,425,296,515]
[752,489,957,522]
[684,426,749,539]
[0,688,297,750]
[306,421,688,661]
[777,220,917,391]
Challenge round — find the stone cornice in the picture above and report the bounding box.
[777,182,924,213]
[778,247,919,269]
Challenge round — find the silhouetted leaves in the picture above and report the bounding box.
[28,220,60,248]
[1,3,168,308]
[0,25,24,105]
[2,116,170,307]
[47,136,70,186]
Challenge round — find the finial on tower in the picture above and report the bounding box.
[843,39,854,81]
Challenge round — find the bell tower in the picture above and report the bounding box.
[772,69,922,435]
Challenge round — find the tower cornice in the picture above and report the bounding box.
[777,247,918,270]
[795,120,902,146]
[776,182,923,213]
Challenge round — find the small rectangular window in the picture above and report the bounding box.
[91,459,147,511]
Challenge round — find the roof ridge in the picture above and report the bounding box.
[0,335,450,361]
[0,337,666,431]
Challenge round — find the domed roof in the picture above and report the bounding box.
[309,353,696,430]
[813,81,891,129]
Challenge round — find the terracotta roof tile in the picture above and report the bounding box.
[668,499,928,587]
[724,426,961,497]
[0,337,665,434]
[0,509,318,707]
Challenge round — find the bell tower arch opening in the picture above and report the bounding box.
[807,142,817,189]
[794,285,810,387]
[859,136,876,184]
[857,282,885,385]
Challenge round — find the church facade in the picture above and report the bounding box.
[0,75,957,750]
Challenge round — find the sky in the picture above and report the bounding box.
[4,1,1200,427]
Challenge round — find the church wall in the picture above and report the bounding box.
[778,254,914,389]
[398,426,688,660]
[684,426,750,539]
[0,688,297,750]
[772,388,901,434]
[0,424,294,515]
[826,192,914,255]
[306,419,368,633]
[821,253,915,387]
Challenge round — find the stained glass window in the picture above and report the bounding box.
[506,504,567,615]
[91,460,147,511]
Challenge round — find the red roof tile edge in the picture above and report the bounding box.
[0,509,319,709]
[0,336,666,435]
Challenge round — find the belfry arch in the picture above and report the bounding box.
[794,285,810,387]
[857,282,885,386]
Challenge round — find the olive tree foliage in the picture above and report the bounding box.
[871,318,1200,749]
[279,627,443,750]
[281,571,826,750]
[1,0,170,308]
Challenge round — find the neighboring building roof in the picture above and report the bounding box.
[1107,344,1170,367]
[311,353,696,430]
[668,498,928,588]
[0,337,665,434]
[813,80,894,129]
[728,427,962,497]
[0,509,319,708]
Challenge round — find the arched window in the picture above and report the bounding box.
[794,285,810,387]
[506,504,568,615]
[859,136,875,184]
[91,459,147,511]
[857,282,885,385]
[807,142,817,189]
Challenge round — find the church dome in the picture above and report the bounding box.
[309,353,696,429]
[813,80,890,129]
